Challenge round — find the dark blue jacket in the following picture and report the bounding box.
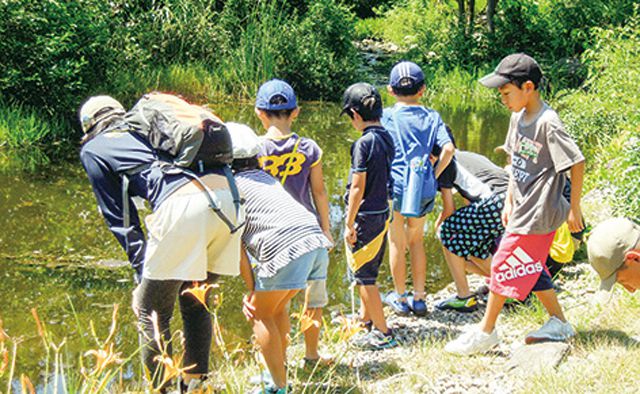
[80,129,192,276]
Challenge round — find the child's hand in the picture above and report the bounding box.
[501,201,513,227]
[323,229,335,250]
[344,224,357,247]
[567,206,584,233]
[242,291,256,321]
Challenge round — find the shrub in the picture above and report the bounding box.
[368,0,638,91]
[558,12,640,218]
[0,0,113,119]
[277,0,361,100]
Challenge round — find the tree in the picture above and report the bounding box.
[457,0,499,34]
[487,0,498,34]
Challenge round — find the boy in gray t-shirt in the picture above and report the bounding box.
[446,53,585,355]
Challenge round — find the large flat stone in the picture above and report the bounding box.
[506,342,571,373]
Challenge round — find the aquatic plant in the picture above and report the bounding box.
[0,99,70,173]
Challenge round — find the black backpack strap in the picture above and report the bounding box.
[122,163,153,229]
[180,166,246,234]
[121,162,245,234]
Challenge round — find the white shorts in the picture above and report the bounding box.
[143,174,242,281]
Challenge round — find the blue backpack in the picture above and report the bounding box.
[382,106,438,217]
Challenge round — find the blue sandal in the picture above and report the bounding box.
[407,293,428,316]
[383,291,410,316]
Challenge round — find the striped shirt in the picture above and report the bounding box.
[235,170,332,278]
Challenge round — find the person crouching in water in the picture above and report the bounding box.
[228,123,332,394]
[79,96,243,391]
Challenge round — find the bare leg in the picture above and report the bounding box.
[468,256,492,277]
[303,308,323,359]
[442,247,472,297]
[464,260,488,277]
[533,289,567,322]
[274,298,293,359]
[359,285,388,333]
[250,289,299,389]
[388,211,407,297]
[479,291,507,333]
[407,216,427,299]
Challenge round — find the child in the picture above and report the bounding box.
[254,79,334,365]
[446,53,585,355]
[434,149,510,313]
[229,123,332,393]
[382,61,455,316]
[341,82,398,350]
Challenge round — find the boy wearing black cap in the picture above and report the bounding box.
[382,61,455,317]
[446,53,585,355]
[341,82,398,350]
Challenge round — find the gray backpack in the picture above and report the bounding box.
[122,92,244,233]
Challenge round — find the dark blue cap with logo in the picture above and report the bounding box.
[255,79,298,110]
[389,61,425,90]
[340,82,383,119]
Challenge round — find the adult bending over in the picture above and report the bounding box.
[79,95,242,391]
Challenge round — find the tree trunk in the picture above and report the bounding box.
[457,0,465,26]
[468,0,475,34]
[487,0,498,34]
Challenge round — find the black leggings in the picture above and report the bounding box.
[135,273,218,384]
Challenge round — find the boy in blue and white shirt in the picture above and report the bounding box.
[382,61,455,316]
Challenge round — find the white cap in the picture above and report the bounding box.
[226,122,261,159]
[79,95,125,133]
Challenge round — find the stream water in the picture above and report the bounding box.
[0,100,508,382]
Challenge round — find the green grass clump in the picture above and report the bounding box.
[0,100,70,173]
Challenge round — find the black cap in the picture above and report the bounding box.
[340,82,383,119]
[479,53,542,88]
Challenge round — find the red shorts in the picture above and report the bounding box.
[490,231,555,301]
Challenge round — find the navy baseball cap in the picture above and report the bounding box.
[255,79,298,110]
[479,53,543,88]
[340,83,382,119]
[389,61,425,90]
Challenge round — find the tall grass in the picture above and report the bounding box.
[0,99,70,173]
[421,67,501,112]
[211,1,287,100]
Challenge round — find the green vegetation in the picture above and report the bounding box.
[557,13,640,219]
[358,0,636,89]
[0,0,359,172]
[0,99,70,172]
[1,0,638,176]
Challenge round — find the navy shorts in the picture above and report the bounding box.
[392,194,435,218]
[346,212,389,286]
[531,268,553,292]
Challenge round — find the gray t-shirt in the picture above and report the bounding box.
[504,103,584,234]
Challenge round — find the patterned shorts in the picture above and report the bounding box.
[439,193,505,260]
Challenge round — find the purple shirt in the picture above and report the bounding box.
[258,133,322,214]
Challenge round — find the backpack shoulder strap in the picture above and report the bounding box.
[180,166,246,234]
[121,162,154,230]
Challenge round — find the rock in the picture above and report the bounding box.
[95,259,128,268]
[506,342,571,373]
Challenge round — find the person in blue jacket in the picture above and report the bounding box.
[78,95,242,391]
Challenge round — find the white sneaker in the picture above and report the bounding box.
[525,316,575,344]
[444,328,500,355]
